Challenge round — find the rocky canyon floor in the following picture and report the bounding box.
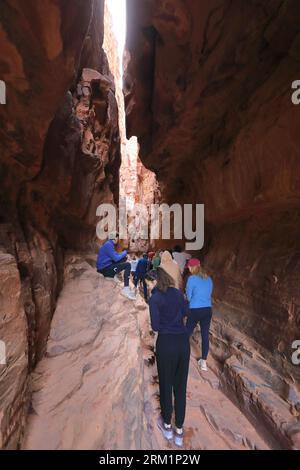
[21,254,272,451]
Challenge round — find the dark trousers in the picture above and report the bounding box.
[186,307,212,360]
[133,274,148,300]
[156,333,190,428]
[98,258,131,287]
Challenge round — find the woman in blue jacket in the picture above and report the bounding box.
[186,258,213,371]
[147,268,190,447]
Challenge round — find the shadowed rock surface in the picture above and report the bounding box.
[0,0,121,448]
[125,0,300,448]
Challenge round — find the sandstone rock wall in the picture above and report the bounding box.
[125,0,300,401]
[0,0,121,448]
[0,251,28,449]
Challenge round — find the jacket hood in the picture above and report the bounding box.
[159,251,182,290]
[160,251,173,264]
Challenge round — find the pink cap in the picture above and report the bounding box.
[187,258,201,268]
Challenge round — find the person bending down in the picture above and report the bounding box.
[96,232,136,300]
[146,268,190,447]
[133,253,149,301]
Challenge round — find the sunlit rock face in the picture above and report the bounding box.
[125,0,300,442]
[0,0,121,448]
[104,3,157,253]
[120,137,157,253]
[22,66,120,252]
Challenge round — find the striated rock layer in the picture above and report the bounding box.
[125,0,300,446]
[0,0,121,448]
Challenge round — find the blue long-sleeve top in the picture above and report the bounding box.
[96,240,127,270]
[186,275,213,308]
[149,287,189,334]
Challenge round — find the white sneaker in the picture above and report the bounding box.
[174,427,184,447]
[198,359,208,371]
[157,415,173,441]
[121,287,136,300]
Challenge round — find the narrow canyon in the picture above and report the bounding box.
[0,0,299,451]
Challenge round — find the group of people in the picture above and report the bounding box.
[96,232,213,447]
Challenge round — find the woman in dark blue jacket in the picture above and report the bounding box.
[147,268,190,447]
[133,254,150,300]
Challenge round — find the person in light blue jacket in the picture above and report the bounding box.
[186,258,213,371]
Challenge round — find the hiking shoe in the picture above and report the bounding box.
[157,415,173,441]
[198,359,208,371]
[174,427,184,447]
[121,287,136,300]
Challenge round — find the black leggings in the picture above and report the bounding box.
[133,274,148,300]
[186,307,212,360]
[156,333,190,428]
[98,259,131,287]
